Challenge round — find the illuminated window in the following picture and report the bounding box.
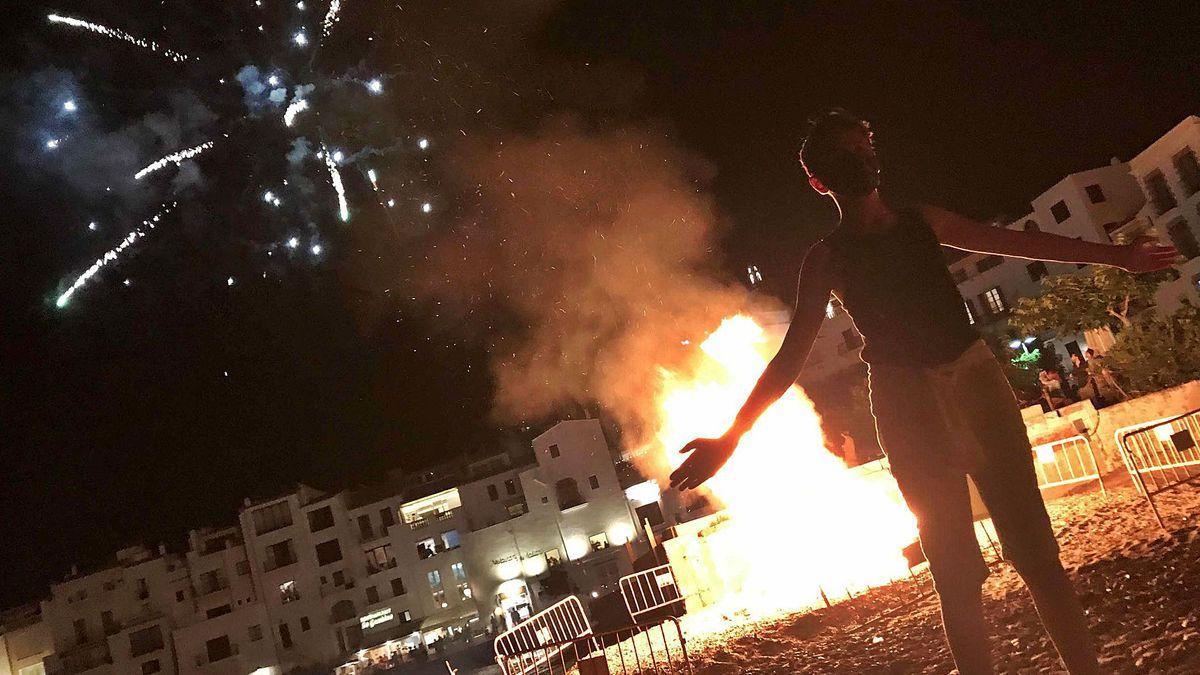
[458,583,472,601]
[589,532,610,552]
[981,287,1006,314]
[451,562,467,582]
[441,530,461,551]
[825,301,835,319]
[963,300,976,325]
[278,581,300,604]
[427,570,442,590]
[545,548,562,568]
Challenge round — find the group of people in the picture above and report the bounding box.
[1038,348,1127,410]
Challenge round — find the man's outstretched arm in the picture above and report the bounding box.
[669,242,836,491]
[920,205,1177,272]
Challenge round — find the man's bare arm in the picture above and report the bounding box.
[670,242,836,490]
[920,205,1177,272]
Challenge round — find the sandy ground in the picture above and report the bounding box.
[687,481,1200,674]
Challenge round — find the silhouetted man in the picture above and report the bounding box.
[670,109,1176,674]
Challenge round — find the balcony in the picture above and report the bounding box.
[366,559,398,576]
[319,579,356,599]
[57,640,112,674]
[407,509,456,530]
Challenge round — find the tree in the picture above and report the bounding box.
[1103,302,1200,394]
[1010,266,1168,335]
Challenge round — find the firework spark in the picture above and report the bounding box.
[321,0,343,39]
[55,204,176,308]
[47,14,190,63]
[322,143,350,222]
[134,141,215,180]
[283,98,309,127]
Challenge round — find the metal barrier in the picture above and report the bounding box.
[619,564,684,623]
[1116,409,1200,529]
[1030,435,1105,496]
[494,596,592,674]
[496,617,691,675]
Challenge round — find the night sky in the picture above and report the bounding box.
[2,2,1198,607]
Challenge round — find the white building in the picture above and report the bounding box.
[1,604,52,675]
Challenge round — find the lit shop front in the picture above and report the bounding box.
[334,608,422,675]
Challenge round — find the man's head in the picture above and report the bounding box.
[1085,348,1096,359]
[799,108,880,198]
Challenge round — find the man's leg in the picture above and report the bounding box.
[963,358,1100,674]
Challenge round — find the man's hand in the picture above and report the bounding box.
[669,435,739,491]
[1114,235,1178,273]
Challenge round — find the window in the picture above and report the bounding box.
[427,570,443,589]
[556,478,585,510]
[175,589,185,603]
[1023,219,1040,232]
[278,580,300,604]
[141,659,161,674]
[205,635,232,663]
[248,624,263,642]
[441,530,461,551]
[356,514,375,541]
[366,586,380,604]
[129,625,164,657]
[416,537,437,559]
[636,501,665,528]
[365,544,394,573]
[980,287,1007,315]
[136,578,149,600]
[506,501,528,517]
[545,549,563,568]
[235,559,250,575]
[589,533,610,552]
[487,484,499,501]
[505,479,517,495]
[1050,200,1071,223]
[102,610,118,636]
[279,622,293,648]
[252,501,292,535]
[330,599,357,623]
[840,328,862,351]
[315,539,343,566]
[1026,261,1049,282]
[300,616,311,632]
[588,475,601,490]
[458,583,472,601]
[548,444,560,458]
[451,562,467,582]
[197,569,228,595]
[1085,184,1106,203]
[825,300,836,318]
[307,506,334,532]
[391,577,407,597]
[963,300,976,325]
[1174,148,1200,196]
[206,605,231,619]
[73,618,88,645]
[332,570,346,586]
[1168,219,1199,260]
[264,539,297,571]
[951,268,969,283]
[379,507,395,529]
[975,254,1003,273]
[1145,170,1178,215]
[398,609,413,622]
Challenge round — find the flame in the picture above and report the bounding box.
[651,315,918,620]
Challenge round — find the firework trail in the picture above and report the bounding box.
[134,141,215,180]
[322,144,351,222]
[47,14,190,63]
[322,0,343,39]
[283,99,309,127]
[55,204,176,308]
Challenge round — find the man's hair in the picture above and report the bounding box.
[798,107,872,179]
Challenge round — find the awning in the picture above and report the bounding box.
[419,604,478,632]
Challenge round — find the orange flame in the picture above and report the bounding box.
[652,315,918,619]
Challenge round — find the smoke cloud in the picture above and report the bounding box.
[417,117,759,442]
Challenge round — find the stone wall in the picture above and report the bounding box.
[1023,380,1200,473]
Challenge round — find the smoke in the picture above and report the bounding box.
[235,65,290,115]
[416,117,757,442]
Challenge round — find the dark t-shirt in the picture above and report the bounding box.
[825,207,979,366]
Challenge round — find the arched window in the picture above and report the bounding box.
[1023,220,1039,232]
[330,599,356,624]
[555,478,585,511]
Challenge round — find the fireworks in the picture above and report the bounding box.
[322,143,350,222]
[367,78,383,94]
[55,205,176,308]
[63,100,77,112]
[47,14,190,63]
[283,98,309,127]
[134,141,215,180]
[321,0,343,39]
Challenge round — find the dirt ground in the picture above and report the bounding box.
[688,481,1200,674]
